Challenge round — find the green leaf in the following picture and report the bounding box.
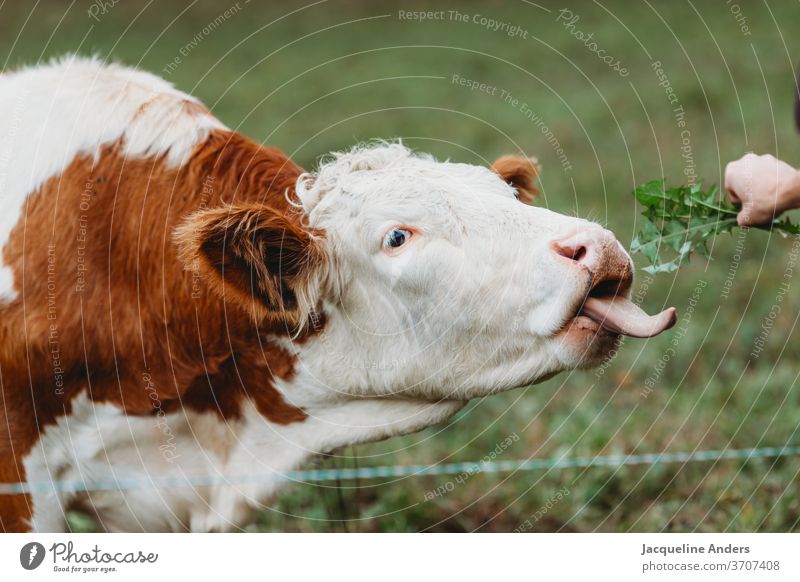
[630,180,799,274]
[634,180,667,206]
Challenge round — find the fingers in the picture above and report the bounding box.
[724,153,756,206]
[725,152,799,227]
[725,162,742,205]
[724,153,782,227]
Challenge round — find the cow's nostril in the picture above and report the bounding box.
[552,240,588,263]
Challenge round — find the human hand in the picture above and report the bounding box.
[724,153,800,227]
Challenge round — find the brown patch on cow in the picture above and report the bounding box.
[163,339,306,424]
[0,494,33,532]
[491,155,541,204]
[235,340,306,423]
[0,128,319,530]
[263,341,298,382]
[0,397,35,532]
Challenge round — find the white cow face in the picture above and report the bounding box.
[178,143,675,402]
[290,144,675,400]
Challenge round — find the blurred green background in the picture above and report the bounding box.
[4,0,799,531]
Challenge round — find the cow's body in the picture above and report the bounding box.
[0,57,674,532]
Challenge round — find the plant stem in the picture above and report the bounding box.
[634,218,738,250]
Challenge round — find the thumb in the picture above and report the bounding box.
[736,202,757,227]
[736,213,751,228]
[737,200,778,228]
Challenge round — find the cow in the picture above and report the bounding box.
[0,56,676,532]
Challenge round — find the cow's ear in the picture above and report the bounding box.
[491,155,540,204]
[174,204,326,329]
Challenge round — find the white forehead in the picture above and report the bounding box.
[294,143,518,230]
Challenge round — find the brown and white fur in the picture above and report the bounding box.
[0,56,633,532]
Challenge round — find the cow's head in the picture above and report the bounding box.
[177,143,675,401]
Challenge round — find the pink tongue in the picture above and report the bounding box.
[580,296,677,338]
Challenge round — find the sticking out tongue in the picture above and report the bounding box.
[580,296,677,338]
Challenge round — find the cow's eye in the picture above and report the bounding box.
[383,228,412,249]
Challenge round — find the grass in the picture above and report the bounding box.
[3,0,799,531]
